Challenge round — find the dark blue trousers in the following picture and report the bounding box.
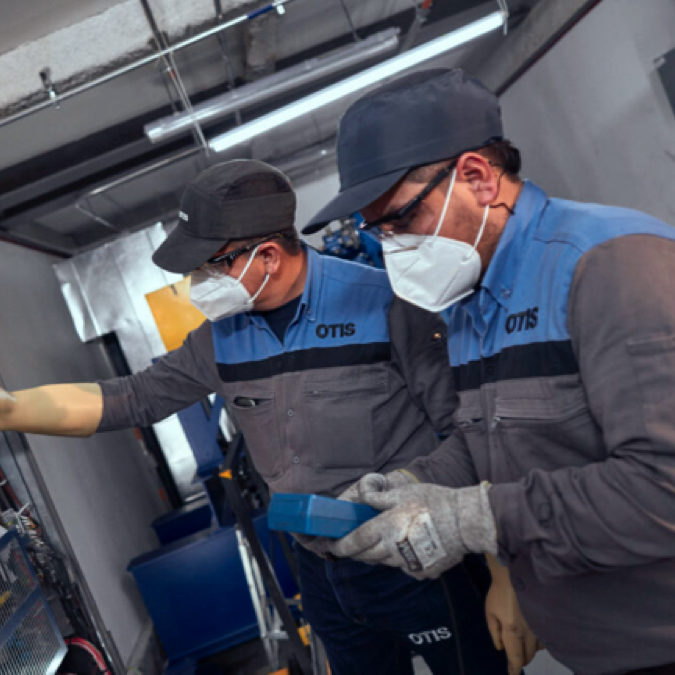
[295,545,508,675]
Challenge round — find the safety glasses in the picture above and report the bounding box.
[201,232,284,274]
[359,161,457,240]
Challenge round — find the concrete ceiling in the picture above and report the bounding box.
[0,0,556,257]
[0,0,128,56]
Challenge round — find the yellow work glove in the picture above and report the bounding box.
[0,387,17,428]
[0,383,103,436]
[485,554,542,675]
[0,387,16,409]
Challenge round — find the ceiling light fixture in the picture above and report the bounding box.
[145,28,401,144]
[209,9,506,154]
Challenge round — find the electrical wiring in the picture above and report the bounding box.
[0,463,24,513]
[0,484,10,512]
[0,433,114,671]
[0,459,109,668]
[63,637,111,675]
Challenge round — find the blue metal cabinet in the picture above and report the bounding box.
[128,513,298,668]
[175,398,226,478]
[151,496,214,546]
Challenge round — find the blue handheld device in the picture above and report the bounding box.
[268,493,379,539]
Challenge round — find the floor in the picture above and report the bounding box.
[525,651,574,675]
[164,639,574,675]
[142,595,574,675]
[412,649,572,675]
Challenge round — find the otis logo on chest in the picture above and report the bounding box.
[505,307,538,334]
[316,323,356,339]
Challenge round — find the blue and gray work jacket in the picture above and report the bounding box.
[99,247,454,497]
[409,181,675,675]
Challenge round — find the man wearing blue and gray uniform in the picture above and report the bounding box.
[0,160,509,674]
[306,68,675,675]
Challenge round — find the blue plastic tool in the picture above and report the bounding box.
[268,493,379,539]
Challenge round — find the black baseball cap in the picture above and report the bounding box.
[153,159,296,274]
[303,68,503,234]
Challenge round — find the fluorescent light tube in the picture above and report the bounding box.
[210,10,506,153]
[145,28,400,144]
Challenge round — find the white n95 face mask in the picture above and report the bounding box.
[190,245,269,321]
[381,169,488,312]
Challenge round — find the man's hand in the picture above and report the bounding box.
[292,533,335,559]
[293,472,420,558]
[329,483,497,579]
[337,469,418,502]
[485,555,542,675]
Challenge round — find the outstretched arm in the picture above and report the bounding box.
[0,319,220,439]
[0,383,103,437]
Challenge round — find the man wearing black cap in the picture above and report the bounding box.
[307,68,675,675]
[0,159,509,675]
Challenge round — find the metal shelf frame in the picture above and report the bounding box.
[0,530,66,675]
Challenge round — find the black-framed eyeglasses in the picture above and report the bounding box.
[359,161,457,239]
[203,232,285,270]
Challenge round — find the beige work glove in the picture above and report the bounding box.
[0,387,16,407]
[0,387,17,427]
[485,554,543,675]
[0,383,102,436]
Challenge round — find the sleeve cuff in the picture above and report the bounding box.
[487,481,525,564]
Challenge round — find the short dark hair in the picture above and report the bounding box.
[229,227,302,257]
[406,139,521,184]
[477,139,521,179]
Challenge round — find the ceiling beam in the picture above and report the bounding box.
[0,222,78,256]
[476,0,604,95]
[0,193,81,232]
[0,143,202,233]
[0,139,156,214]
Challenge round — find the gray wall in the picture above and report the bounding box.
[501,0,675,224]
[0,240,166,665]
[295,165,341,248]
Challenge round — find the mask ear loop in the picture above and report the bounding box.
[235,244,261,283]
[430,168,457,242]
[250,273,270,303]
[238,243,271,304]
[464,204,490,262]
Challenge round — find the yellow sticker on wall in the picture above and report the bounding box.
[146,277,206,352]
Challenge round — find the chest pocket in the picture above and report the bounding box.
[229,392,283,480]
[455,406,487,434]
[492,387,604,478]
[304,368,390,471]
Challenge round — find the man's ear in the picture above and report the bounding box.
[457,154,499,208]
[259,243,283,276]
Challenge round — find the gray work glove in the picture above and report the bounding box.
[294,471,421,558]
[337,469,419,502]
[328,482,498,580]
